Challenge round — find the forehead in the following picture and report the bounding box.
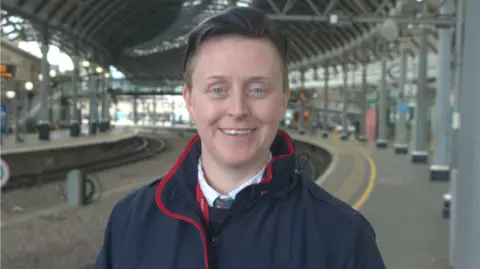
[190,35,283,82]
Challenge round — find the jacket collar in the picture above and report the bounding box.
[155,130,298,214]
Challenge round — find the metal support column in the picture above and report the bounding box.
[322,66,329,138]
[88,74,98,135]
[23,77,32,136]
[311,66,319,136]
[105,75,111,131]
[411,26,430,163]
[376,51,388,148]
[38,25,50,140]
[70,54,80,137]
[153,94,157,126]
[395,44,409,154]
[309,66,319,136]
[449,0,466,266]
[341,65,349,140]
[100,74,109,132]
[59,84,68,123]
[358,65,368,142]
[350,67,357,140]
[69,0,82,137]
[133,94,138,125]
[13,82,21,143]
[309,104,317,136]
[171,94,176,127]
[430,0,455,180]
[297,70,306,134]
[455,0,480,266]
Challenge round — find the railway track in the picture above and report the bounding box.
[293,140,332,183]
[2,134,166,191]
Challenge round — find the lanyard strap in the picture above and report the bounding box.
[196,182,210,226]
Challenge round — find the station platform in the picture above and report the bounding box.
[293,132,450,269]
[358,142,450,269]
[0,130,450,269]
[291,133,371,206]
[1,128,138,155]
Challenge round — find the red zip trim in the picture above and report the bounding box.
[261,130,295,184]
[155,134,211,269]
[155,130,295,269]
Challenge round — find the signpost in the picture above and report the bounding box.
[0,158,11,188]
[1,104,7,134]
[398,104,408,114]
[0,64,16,78]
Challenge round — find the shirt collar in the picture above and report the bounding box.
[198,152,272,207]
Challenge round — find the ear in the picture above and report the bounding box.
[183,85,195,121]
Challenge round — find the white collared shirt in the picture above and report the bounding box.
[198,153,272,207]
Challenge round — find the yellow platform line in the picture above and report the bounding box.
[287,131,377,210]
[352,148,377,210]
[333,151,366,204]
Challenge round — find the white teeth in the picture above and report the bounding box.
[221,129,253,135]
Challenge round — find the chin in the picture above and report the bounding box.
[218,148,257,167]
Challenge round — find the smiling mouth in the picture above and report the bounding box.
[220,129,256,136]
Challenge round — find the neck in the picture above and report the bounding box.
[200,149,270,195]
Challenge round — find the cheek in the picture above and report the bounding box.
[252,100,285,123]
[192,99,223,124]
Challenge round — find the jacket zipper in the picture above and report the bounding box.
[156,193,211,269]
[210,192,268,248]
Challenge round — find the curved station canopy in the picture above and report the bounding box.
[1,0,452,83]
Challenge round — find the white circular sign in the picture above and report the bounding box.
[380,19,399,42]
[1,158,11,188]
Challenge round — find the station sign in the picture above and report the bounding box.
[0,64,16,78]
[0,158,11,188]
[1,105,7,133]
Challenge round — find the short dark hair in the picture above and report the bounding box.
[183,6,289,89]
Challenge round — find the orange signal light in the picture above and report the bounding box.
[299,92,307,101]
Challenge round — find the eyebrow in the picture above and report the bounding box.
[206,75,271,83]
[246,76,271,83]
[206,75,228,80]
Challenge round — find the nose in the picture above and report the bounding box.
[227,90,249,119]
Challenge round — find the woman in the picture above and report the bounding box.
[95,6,385,269]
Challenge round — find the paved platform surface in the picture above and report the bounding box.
[292,133,450,269]
[2,130,72,148]
[357,142,450,269]
[1,128,135,154]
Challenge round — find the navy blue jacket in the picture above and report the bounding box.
[94,131,386,269]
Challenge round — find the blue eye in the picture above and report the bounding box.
[252,88,264,94]
[212,88,223,94]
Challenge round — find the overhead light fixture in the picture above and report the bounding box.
[329,14,339,24]
[6,90,16,99]
[25,81,34,91]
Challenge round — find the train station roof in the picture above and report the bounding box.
[1,0,447,82]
